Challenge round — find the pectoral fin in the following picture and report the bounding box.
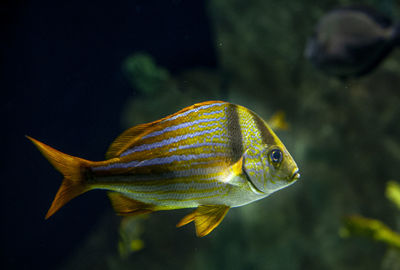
[176,205,230,237]
[108,192,154,216]
[220,155,247,186]
[230,156,244,175]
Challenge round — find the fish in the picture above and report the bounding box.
[268,110,289,131]
[305,6,400,79]
[27,101,300,237]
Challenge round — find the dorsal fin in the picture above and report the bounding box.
[105,101,226,159]
[217,155,245,186]
[105,121,159,159]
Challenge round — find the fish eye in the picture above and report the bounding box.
[270,149,283,164]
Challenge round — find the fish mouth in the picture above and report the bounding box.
[290,169,300,181]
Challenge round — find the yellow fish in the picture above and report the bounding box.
[27,101,300,237]
[268,110,289,131]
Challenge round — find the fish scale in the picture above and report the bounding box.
[90,102,235,206]
[92,102,232,175]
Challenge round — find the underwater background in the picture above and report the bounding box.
[2,0,400,269]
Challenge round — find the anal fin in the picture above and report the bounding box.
[176,205,230,237]
[108,192,154,216]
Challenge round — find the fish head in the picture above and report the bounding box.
[243,144,300,195]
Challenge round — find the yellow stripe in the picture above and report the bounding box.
[150,187,231,203]
[126,104,226,146]
[93,176,230,204]
[106,101,227,158]
[116,104,228,160]
[94,154,230,177]
[125,185,223,195]
[93,171,225,187]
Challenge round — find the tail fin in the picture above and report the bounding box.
[26,136,93,219]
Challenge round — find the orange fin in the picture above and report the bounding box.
[105,122,159,159]
[176,205,230,237]
[220,155,247,186]
[230,156,244,176]
[26,136,92,219]
[108,192,155,216]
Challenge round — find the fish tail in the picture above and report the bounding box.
[26,136,93,219]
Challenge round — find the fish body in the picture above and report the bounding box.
[305,6,400,79]
[28,101,299,236]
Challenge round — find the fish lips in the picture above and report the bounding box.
[290,169,301,182]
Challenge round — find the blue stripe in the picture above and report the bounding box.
[151,186,228,202]
[201,109,224,116]
[126,180,222,192]
[142,116,226,139]
[121,129,223,156]
[93,165,225,182]
[163,102,226,122]
[168,142,228,153]
[133,153,227,167]
[93,152,228,171]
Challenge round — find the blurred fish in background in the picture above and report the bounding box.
[305,6,400,79]
[267,110,289,131]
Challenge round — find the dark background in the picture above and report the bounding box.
[1,1,216,269]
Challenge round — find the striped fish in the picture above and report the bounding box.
[27,101,300,237]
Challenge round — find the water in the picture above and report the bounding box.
[3,0,400,269]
